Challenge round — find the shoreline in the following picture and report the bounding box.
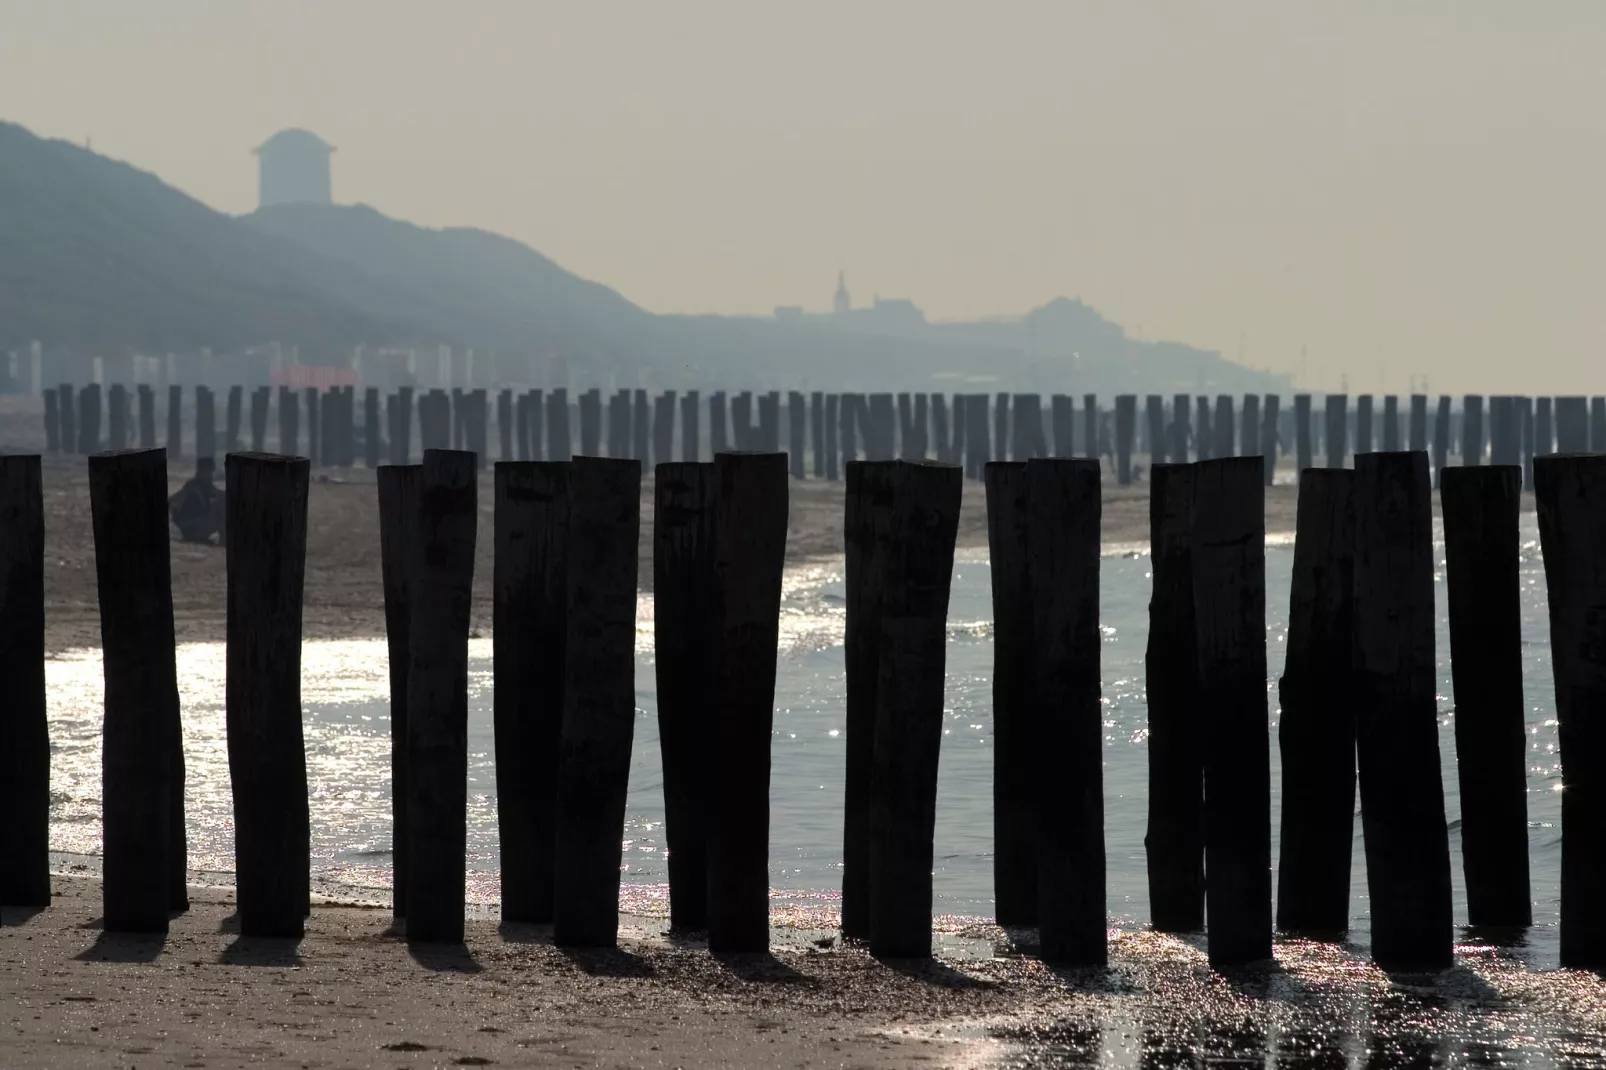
[5,873,1603,1069]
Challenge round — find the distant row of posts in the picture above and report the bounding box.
[40,383,1606,486]
[3,435,1605,972]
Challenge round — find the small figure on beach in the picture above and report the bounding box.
[169,457,225,545]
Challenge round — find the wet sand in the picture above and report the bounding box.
[5,876,1604,1069]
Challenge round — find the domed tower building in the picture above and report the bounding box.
[254,128,334,209]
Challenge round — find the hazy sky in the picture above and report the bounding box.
[4,1,1605,392]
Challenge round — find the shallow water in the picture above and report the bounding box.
[46,515,1567,964]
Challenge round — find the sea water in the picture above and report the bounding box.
[44,515,1566,963]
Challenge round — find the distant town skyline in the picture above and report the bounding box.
[4,2,1605,393]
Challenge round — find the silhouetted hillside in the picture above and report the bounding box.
[0,122,390,356]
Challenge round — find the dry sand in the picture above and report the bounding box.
[5,877,1605,1069]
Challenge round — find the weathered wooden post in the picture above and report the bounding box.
[1533,454,1606,967]
[277,387,298,457]
[105,384,127,450]
[43,389,60,454]
[654,391,677,469]
[839,393,860,464]
[247,387,267,453]
[1026,458,1105,965]
[138,384,158,449]
[1353,451,1452,970]
[868,461,961,958]
[1276,469,1355,934]
[1213,395,1236,458]
[90,448,185,931]
[992,393,1011,463]
[1382,395,1400,452]
[681,390,700,463]
[224,385,243,453]
[450,388,465,450]
[985,461,1035,926]
[759,392,782,453]
[1009,394,1043,461]
[653,462,716,930]
[1171,393,1192,464]
[305,387,324,462]
[579,388,602,456]
[789,392,808,476]
[842,460,896,939]
[1409,394,1428,453]
[59,384,78,455]
[1241,394,1260,459]
[363,387,381,467]
[1145,463,1203,932]
[709,391,729,455]
[1082,394,1098,462]
[405,449,478,943]
[498,389,514,461]
[527,390,546,461]
[1145,396,1167,465]
[632,389,651,465]
[708,452,789,952]
[226,452,311,936]
[1195,397,1213,462]
[824,394,841,479]
[1461,395,1485,466]
[1489,397,1515,466]
[1591,397,1606,453]
[1294,394,1313,473]
[868,394,896,461]
[192,386,215,460]
[1114,395,1136,485]
[1433,395,1452,488]
[1193,456,1271,967]
[970,394,992,471]
[0,456,47,907]
[1049,395,1074,459]
[1324,395,1347,469]
[515,393,532,461]
[912,393,930,459]
[811,392,828,475]
[1535,397,1554,459]
[1355,395,1374,455]
[1441,465,1531,927]
[1261,395,1280,485]
[546,388,570,461]
[553,456,640,948]
[494,461,569,924]
[897,394,916,459]
[731,391,753,451]
[469,389,490,470]
[377,464,419,918]
[79,383,103,454]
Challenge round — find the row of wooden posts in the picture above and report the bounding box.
[1,445,1603,972]
[41,383,1606,486]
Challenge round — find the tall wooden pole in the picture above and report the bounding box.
[0,456,47,906]
[377,464,419,918]
[984,461,1035,926]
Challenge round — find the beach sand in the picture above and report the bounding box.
[5,877,1605,1069]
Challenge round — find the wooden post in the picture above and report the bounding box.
[404,449,478,943]
[811,392,827,475]
[90,448,183,931]
[868,461,961,958]
[248,387,267,452]
[226,453,310,936]
[547,388,570,461]
[579,388,602,456]
[498,389,514,461]
[1591,397,1606,452]
[59,384,78,455]
[654,391,677,470]
[709,391,728,455]
[224,385,242,452]
[1241,394,1260,459]
[1324,395,1347,469]
[984,462,1035,926]
[869,394,897,461]
[139,384,159,449]
[377,465,419,918]
[77,383,101,453]
[105,384,127,450]
[1171,393,1192,464]
[1535,397,1554,459]
[515,393,532,461]
[653,462,717,930]
[789,392,807,476]
[451,388,465,450]
[0,456,47,906]
[1193,397,1213,462]
[1050,395,1074,459]
[968,395,990,473]
[839,393,859,464]
[471,390,490,470]
[304,387,320,463]
[1192,456,1271,967]
[43,389,60,454]
[1295,394,1313,473]
[842,460,897,939]
[1355,395,1374,455]
[361,388,379,467]
[632,389,651,465]
[1212,395,1236,458]
[1352,451,1452,970]
[553,456,640,948]
[1433,395,1452,488]
[1534,454,1606,967]
[1409,394,1428,453]
[1441,465,1531,927]
[1382,396,1400,451]
[708,452,789,952]
[824,394,840,479]
[1144,396,1166,465]
[898,393,916,459]
[1275,469,1356,934]
[1082,394,1098,462]
[1114,395,1136,485]
[1026,458,1105,965]
[494,461,569,924]
[731,391,753,451]
[681,390,700,463]
[1462,395,1485,465]
[987,393,1007,464]
[527,390,545,461]
[277,387,297,456]
[1260,395,1280,486]
[1145,463,1204,932]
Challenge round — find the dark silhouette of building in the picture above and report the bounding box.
[254,129,333,209]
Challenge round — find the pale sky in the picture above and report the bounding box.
[3,1,1605,393]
